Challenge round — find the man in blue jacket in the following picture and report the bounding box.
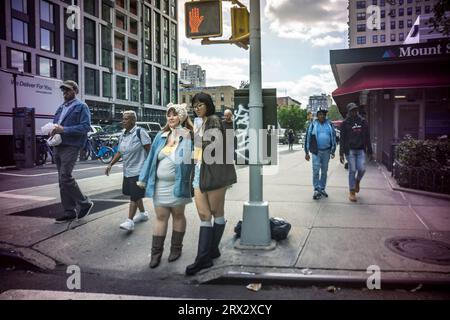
[304,107,337,200]
[52,80,94,223]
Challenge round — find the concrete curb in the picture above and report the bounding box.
[0,243,56,271]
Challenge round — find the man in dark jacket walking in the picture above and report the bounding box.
[339,103,373,202]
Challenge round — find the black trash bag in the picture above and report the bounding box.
[234,218,291,240]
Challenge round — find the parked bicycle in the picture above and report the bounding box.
[80,135,120,164]
[36,136,54,165]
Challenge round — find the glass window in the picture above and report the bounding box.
[357,24,366,32]
[102,3,111,22]
[84,18,96,64]
[170,0,176,19]
[416,7,421,15]
[115,55,125,72]
[103,72,112,98]
[8,48,31,72]
[62,62,78,82]
[390,33,396,41]
[356,36,366,45]
[40,28,55,51]
[372,35,378,43]
[399,33,404,41]
[143,64,152,104]
[130,18,138,35]
[163,70,169,106]
[380,34,386,42]
[12,18,28,45]
[102,49,112,68]
[128,59,138,76]
[171,22,177,70]
[407,19,412,28]
[130,79,139,102]
[11,0,27,13]
[399,8,404,17]
[155,14,161,63]
[85,68,99,96]
[391,21,395,29]
[130,0,138,15]
[425,6,431,14]
[155,67,161,105]
[357,12,366,20]
[356,1,366,9]
[116,13,126,30]
[399,20,404,29]
[116,75,128,100]
[38,56,56,77]
[407,7,412,15]
[84,0,96,16]
[40,0,54,24]
[64,37,77,58]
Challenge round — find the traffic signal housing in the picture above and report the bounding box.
[185,0,222,39]
[230,6,249,48]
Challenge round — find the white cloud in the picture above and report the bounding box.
[264,0,347,46]
[263,65,337,106]
[311,35,344,47]
[179,46,249,87]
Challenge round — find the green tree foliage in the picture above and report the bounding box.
[278,105,307,132]
[327,105,343,121]
[428,0,450,36]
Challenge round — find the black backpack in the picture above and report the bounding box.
[234,217,291,241]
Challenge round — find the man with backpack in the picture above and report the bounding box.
[105,110,152,231]
[304,107,337,200]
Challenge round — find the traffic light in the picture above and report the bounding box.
[185,0,222,39]
[230,6,249,48]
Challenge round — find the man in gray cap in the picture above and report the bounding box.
[339,103,373,202]
[52,80,94,223]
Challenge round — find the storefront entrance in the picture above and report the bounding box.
[394,102,424,141]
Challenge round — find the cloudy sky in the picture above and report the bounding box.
[179,0,349,106]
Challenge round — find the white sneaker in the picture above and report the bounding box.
[120,219,135,231]
[133,211,149,223]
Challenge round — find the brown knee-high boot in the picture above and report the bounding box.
[149,235,165,268]
[168,231,185,262]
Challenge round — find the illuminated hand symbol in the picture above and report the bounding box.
[189,7,204,33]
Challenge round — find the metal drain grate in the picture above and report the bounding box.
[385,237,450,266]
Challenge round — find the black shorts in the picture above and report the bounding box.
[122,176,145,202]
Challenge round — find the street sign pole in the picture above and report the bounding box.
[240,0,271,246]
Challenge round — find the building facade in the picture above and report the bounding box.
[308,94,332,115]
[0,0,178,125]
[330,40,450,168]
[348,0,439,48]
[277,96,302,109]
[180,62,206,87]
[180,86,236,114]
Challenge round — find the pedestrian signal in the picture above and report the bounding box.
[185,0,222,39]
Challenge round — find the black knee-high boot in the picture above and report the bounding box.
[210,223,226,259]
[185,226,213,276]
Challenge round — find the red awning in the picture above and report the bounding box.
[332,63,450,97]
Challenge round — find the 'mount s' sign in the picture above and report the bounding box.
[399,43,450,58]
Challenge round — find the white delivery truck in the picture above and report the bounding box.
[0,69,63,166]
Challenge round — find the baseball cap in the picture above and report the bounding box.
[317,106,328,114]
[347,102,359,112]
[60,80,79,92]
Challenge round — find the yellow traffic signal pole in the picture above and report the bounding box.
[239,0,273,247]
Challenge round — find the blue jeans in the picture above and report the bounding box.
[312,149,331,191]
[346,149,366,191]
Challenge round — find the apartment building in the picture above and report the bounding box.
[348,0,439,48]
[180,86,237,114]
[180,62,206,88]
[0,0,179,125]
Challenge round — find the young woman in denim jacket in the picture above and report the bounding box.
[137,103,194,268]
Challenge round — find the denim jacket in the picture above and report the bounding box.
[138,127,194,199]
[304,119,336,156]
[53,98,91,148]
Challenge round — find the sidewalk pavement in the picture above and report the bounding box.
[1,145,449,291]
